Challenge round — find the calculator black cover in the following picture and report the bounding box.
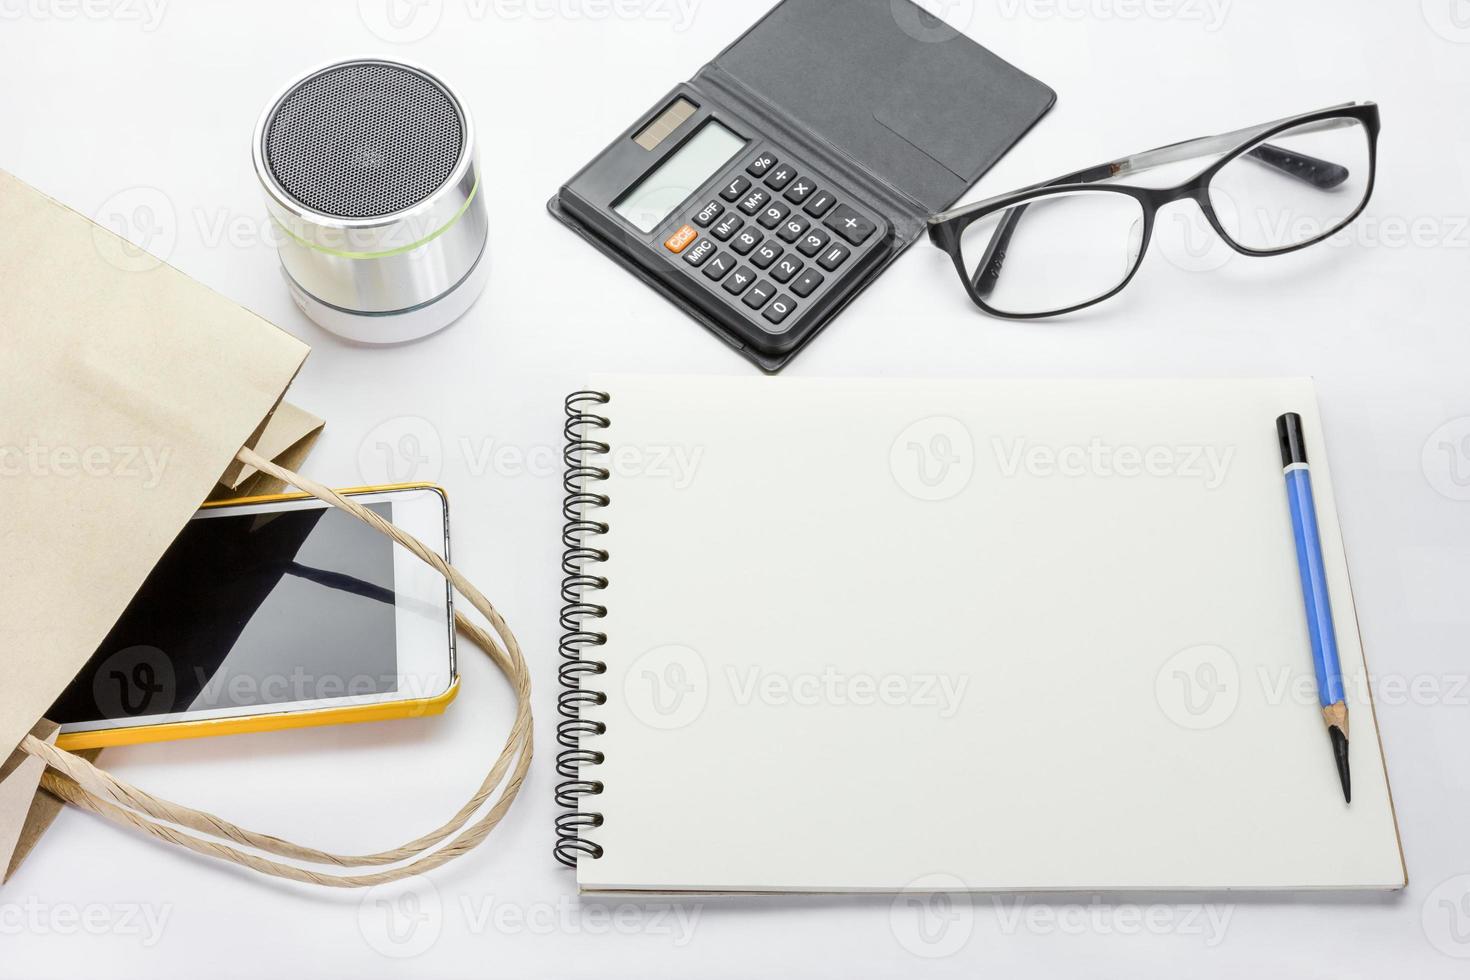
[549,0,1055,370]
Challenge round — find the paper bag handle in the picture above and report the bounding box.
[17,448,532,887]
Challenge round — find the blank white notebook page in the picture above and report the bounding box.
[574,376,1404,894]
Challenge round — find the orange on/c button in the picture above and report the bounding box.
[664,225,698,254]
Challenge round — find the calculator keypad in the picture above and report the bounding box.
[655,143,886,343]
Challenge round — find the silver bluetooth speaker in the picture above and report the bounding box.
[253,59,489,344]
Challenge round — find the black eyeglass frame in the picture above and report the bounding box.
[926,102,1381,319]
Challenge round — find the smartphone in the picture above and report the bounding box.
[48,485,457,750]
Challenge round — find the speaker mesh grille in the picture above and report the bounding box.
[264,62,464,220]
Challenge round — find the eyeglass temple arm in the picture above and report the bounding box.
[972,115,1357,297]
[1119,113,1357,183]
[943,107,1362,227]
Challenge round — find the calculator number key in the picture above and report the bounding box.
[771,255,804,283]
[723,266,757,296]
[683,238,718,267]
[746,152,778,178]
[692,200,725,227]
[817,242,851,271]
[777,215,810,243]
[711,214,744,241]
[702,252,735,281]
[742,280,776,311]
[730,228,762,255]
[757,202,791,229]
[751,241,782,269]
[739,188,771,215]
[796,228,831,257]
[720,175,752,202]
[824,204,877,245]
[791,268,824,298]
[763,295,797,328]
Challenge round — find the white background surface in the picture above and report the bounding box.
[2,0,1469,976]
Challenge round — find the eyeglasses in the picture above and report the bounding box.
[927,102,1380,318]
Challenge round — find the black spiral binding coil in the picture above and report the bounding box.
[556,391,611,867]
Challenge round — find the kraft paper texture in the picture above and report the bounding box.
[0,167,310,880]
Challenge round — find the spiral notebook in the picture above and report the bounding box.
[557,376,1406,895]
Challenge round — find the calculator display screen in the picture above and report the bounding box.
[614,120,746,233]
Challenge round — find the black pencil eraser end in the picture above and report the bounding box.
[1277,413,1309,469]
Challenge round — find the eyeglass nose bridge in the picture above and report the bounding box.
[1146,182,1234,251]
[1155,181,1205,207]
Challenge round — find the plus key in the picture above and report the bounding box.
[823,204,876,246]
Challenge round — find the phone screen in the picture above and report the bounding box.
[49,503,400,726]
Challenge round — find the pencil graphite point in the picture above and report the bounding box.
[1328,724,1351,804]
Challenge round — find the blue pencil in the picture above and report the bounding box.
[1277,413,1350,803]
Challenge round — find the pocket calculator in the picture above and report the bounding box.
[551,92,895,372]
[548,0,1055,372]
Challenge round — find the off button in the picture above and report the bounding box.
[664,225,698,254]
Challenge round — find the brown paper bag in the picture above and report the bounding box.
[0,724,57,881]
[4,405,323,883]
[214,401,325,501]
[0,169,530,887]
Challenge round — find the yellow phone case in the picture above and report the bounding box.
[56,484,459,751]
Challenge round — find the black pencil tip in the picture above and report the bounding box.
[1329,725,1351,804]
